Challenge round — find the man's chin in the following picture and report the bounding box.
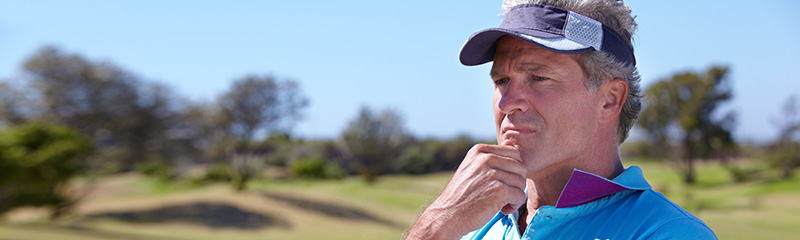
[519,150,541,170]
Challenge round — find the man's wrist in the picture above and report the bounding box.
[407,207,457,240]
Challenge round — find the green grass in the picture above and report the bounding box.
[626,159,800,240]
[2,161,800,239]
[250,172,451,211]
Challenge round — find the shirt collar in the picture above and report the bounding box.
[554,166,651,208]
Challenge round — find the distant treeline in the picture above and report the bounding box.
[1,46,799,219]
[0,46,483,184]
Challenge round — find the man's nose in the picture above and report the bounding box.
[498,79,529,115]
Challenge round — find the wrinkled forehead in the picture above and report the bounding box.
[491,36,584,76]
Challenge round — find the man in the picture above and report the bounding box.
[406,0,717,239]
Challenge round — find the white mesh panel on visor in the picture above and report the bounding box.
[565,11,603,51]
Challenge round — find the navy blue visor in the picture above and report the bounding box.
[459,4,636,67]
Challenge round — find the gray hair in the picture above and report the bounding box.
[502,0,642,144]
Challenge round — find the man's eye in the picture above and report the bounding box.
[493,78,509,85]
[532,76,550,82]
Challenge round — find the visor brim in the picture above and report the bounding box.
[459,28,594,66]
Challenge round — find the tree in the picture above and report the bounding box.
[230,153,266,191]
[340,106,410,183]
[0,122,95,218]
[639,66,737,184]
[0,82,29,127]
[22,46,144,171]
[770,95,800,178]
[21,46,204,172]
[217,75,308,144]
[394,135,477,175]
[128,82,206,174]
[23,46,140,141]
[214,75,308,189]
[433,135,476,172]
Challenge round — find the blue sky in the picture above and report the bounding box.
[1,0,798,143]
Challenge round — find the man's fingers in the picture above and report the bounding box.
[484,169,526,215]
[483,154,527,180]
[501,204,519,215]
[491,168,526,191]
[473,144,522,162]
[500,184,527,215]
[464,143,527,184]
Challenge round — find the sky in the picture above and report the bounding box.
[1,0,798,143]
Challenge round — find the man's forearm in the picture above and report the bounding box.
[406,207,458,240]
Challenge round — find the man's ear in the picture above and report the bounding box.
[598,78,628,123]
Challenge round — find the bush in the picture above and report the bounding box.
[0,122,95,217]
[135,160,176,181]
[323,161,345,179]
[395,145,433,174]
[190,163,234,186]
[204,163,234,182]
[768,141,800,179]
[725,165,749,183]
[620,140,659,159]
[290,156,343,179]
[433,136,475,172]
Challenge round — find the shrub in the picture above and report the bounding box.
[135,159,176,181]
[190,163,234,186]
[0,122,95,218]
[290,156,343,179]
[204,163,234,182]
[395,145,433,175]
[323,161,345,179]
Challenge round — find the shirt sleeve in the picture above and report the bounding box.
[645,217,718,240]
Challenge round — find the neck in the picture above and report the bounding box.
[523,142,624,215]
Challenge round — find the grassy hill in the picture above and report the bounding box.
[1,159,799,239]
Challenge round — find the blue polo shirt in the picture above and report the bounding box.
[460,166,718,240]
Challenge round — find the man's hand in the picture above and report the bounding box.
[407,141,527,239]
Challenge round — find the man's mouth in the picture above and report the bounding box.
[502,126,536,135]
[501,126,535,145]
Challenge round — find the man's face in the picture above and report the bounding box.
[491,36,602,176]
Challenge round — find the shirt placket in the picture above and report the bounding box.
[521,207,554,240]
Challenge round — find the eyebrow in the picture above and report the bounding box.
[490,63,554,78]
